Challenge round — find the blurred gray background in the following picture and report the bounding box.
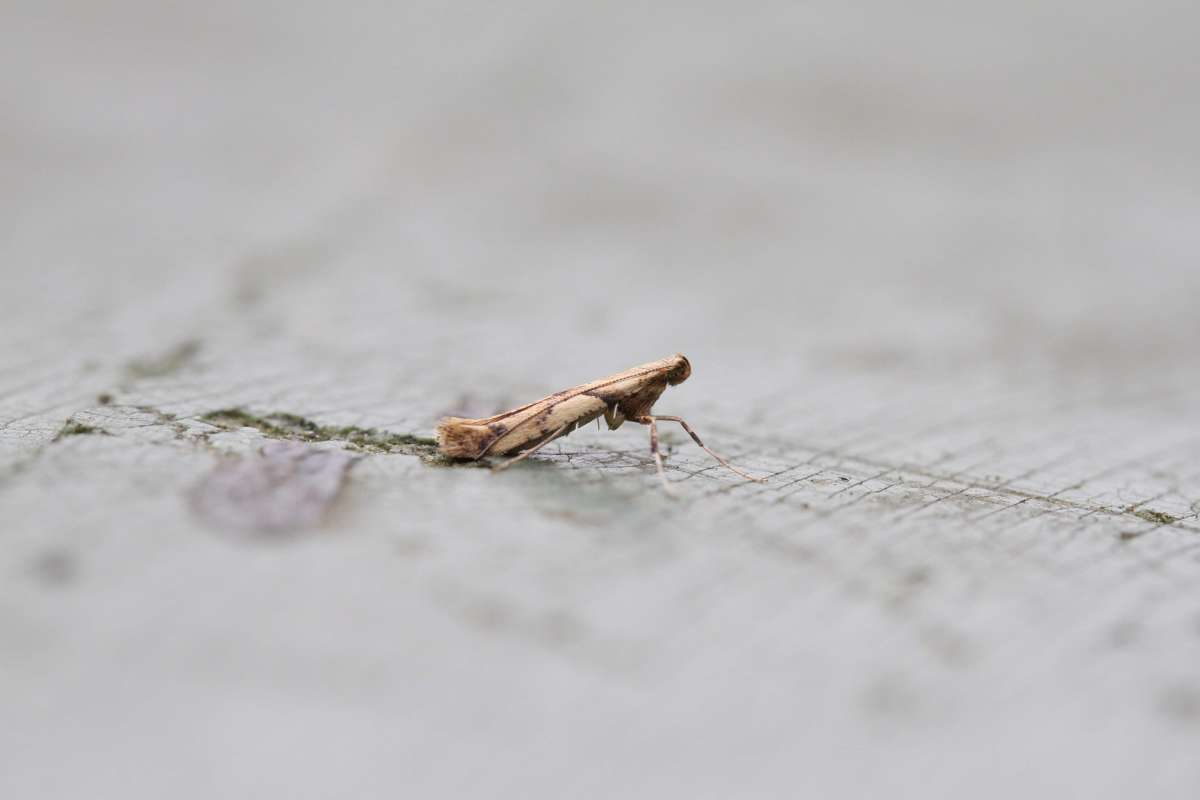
[3,1,1200,798]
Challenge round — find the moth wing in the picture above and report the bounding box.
[437,358,673,459]
[488,394,608,456]
[436,397,559,459]
[471,396,554,425]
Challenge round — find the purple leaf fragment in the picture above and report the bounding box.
[191,442,356,536]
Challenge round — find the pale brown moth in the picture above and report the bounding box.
[436,354,765,492]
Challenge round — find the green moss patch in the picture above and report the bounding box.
[53,421,109,441]
[201,408,438,457]
[1130,508,1178,526]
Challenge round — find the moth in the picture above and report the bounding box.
[436,354,764,492]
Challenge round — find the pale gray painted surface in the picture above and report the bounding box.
[3,2,1200,798]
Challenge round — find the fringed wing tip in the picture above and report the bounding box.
[435,417,495,459]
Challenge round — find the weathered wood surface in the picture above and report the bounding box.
[3,2,1200,798]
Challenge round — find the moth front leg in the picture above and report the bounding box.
[636,415,675,495]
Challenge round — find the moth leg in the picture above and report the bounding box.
[645,415,766,483]
[492,424,570,473]
[640,415,674,495]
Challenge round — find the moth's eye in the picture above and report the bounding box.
[669,357,692,384]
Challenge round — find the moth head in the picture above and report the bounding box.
[666,353,692,385]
